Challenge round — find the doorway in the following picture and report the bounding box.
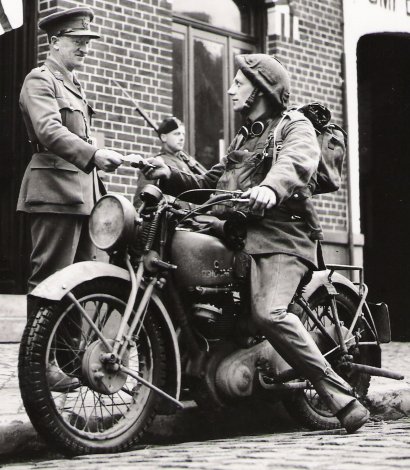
[0,1,37,293]
[357,34,410,340]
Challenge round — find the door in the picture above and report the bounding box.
[172,0,262,168]
[0,0,37,293]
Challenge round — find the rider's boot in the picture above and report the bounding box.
[47,360,80,393]
[262,309,369,433]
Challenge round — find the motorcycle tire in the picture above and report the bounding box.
[19,277,167,455]
[282,286,372,431]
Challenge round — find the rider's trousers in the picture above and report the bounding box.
[249,253,355,414]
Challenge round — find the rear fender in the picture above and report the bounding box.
[303,270,359,301]
[303,270,381,365]
[31,261,181,410]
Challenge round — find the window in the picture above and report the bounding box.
[172,1,262,168]
[173,0,252,34]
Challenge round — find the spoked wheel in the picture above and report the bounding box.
[18,278,167,455]
[283,287,373,431]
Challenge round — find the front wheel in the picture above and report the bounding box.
[18,278,167,455]
[282,287,373,431]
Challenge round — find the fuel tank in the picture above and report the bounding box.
[171,230,234,287]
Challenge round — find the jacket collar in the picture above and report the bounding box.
[44,56,83,99]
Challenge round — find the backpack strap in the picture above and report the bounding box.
[262,111,289,161]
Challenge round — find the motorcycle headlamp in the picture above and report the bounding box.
[89,194,139,252]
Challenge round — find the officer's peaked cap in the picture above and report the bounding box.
[39,7,100,39]
[236,54,290,110]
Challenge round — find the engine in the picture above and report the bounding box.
[191,294,239,340]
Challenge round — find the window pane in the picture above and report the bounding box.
[194,38,224,168]
[172,32,185,123]
[173,0,250,34]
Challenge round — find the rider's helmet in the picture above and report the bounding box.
[236,54,291,111]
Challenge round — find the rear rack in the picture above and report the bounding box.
[326,264,364,295]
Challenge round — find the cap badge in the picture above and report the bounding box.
[82,18,90,29]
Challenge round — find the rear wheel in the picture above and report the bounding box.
[18,278,167,455]
[283,287,372,431]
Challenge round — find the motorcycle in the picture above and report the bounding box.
[18,184,403,455]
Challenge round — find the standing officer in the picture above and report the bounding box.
[17,7,123,391]
[17,7,123,305]
[140,54,370,433]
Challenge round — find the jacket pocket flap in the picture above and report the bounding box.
[56,97,74,111]
[31,153,78,172]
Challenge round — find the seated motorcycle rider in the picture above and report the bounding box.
[140,53,369,433]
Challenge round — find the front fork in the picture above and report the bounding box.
[67,251,184,408]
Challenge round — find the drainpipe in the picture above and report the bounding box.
[341,50,356,269]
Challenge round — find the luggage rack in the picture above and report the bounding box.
[326,263,364,295]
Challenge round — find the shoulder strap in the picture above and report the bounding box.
[262,112,289,160]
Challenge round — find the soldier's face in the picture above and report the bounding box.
[54,35,91,71]
[228,70,254,113]
[161,126,185,153]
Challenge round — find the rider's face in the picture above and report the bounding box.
[161,126,185,153]
[228,69,254,113]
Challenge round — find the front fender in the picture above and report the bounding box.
[31,261,181,408]
[31,261,130,301]
[304,269,359,300]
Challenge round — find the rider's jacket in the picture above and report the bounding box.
[160,111,321,268]
[17,56,103,215]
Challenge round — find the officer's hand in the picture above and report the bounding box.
[242,185,277,214]
[141,157,171,180]
[94,149,123,172]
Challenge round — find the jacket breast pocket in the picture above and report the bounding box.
[26,158,84,205]
[56,97,87,137]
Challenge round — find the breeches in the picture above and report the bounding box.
[250,253,354,412]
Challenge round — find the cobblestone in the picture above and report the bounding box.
[3,419,410,470]
[0,342,409,465]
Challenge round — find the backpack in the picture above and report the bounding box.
[273,102,347,195]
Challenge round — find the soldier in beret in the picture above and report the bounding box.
[133,116,206,207]
[140,54,370,433]
[17,7,123,390]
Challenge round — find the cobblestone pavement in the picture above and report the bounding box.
[3,418,410,470]
[0,342,409,467]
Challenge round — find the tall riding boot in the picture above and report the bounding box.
[262,310,369,432]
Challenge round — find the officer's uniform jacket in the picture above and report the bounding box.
[17,56,102,215]
[160,111,321,268]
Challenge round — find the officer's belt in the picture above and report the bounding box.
[30,137,93,153]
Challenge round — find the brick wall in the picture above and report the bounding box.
[38,0,173,202]
[36,0,348,239]
[267,0,348,236]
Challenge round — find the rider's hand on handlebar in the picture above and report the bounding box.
[140,157,171,180]
[93,149,123,172]
[241,185,277,214]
